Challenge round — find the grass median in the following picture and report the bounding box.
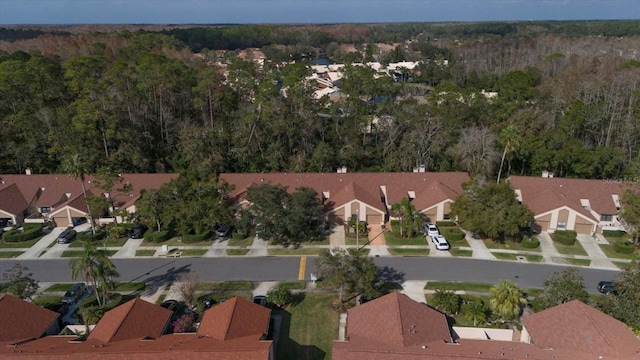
[387,247,430,256]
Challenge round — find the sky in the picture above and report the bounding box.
[0,0,638,25]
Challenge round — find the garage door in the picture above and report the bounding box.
[422,209,436,223]
[574,223,593,235]
[331,208,345,225]
[52,216,70,228]
[534,220,549,232]
[366,214,382,225]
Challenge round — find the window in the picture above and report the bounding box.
[443,213,451,220]
[557,221,567,229]
[40,206,51,214]
[601,214,612,222]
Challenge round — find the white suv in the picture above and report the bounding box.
[424,223,439,237]
[431,235,450,250]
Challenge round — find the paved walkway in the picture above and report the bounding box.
[537,232,567,265]
[203,238,228,257]
[400,280,427,303]
[463,231,495,260]
[576,235,618,270]
[17,228,64,259]
[246,236,269,256]
[329,226,346,248]
[368,224,385,245]
[112,239,144,258]
[253,281,278,297]
[368,245,391,256]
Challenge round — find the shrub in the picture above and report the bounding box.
[144,229,170,243]
[77,230,107,242]
[2,224,42,242]
[552,230,577,246]
[232,230,248,240]
[436,220,457,227]
[182,230,212,243]
[614,239,635,254]
[603,230,627,238]
[267,287,293,307]
[441,228,465,241]
[79,294,99,308]
[520,236,540,249]
[172,313,196,333]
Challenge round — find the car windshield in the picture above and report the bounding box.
[65,290,76,296]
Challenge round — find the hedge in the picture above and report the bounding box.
[2,224,43,242]
[603,230,627,238]
[436,220,457,227]
[441,227,465,241]
[144,229,171,243]
[615,240,635,254]
[552,230,577,246]
[77,230,107,242]
[520,236,540,249]
[182,230,212,243]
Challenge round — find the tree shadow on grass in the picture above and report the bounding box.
[377,265,405,284]
[137,264,192,298]
[270,308,326,360]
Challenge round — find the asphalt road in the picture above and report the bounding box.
[0,257,621,293]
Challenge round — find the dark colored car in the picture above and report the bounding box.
[128,224,148,239]
[597,281,617,294]
[62,283,87,304]
[57,229,77,244]
[160,300,179,312]
[216,225,231,239]
[252,295,267,306]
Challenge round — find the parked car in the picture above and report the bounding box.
[597,281,617,294]
[423,223,440,237]
[128,224,148,239]
[160,300,179,312]
[62,283,87,304]
[216,225,231,239]
[252,295,267,307]
[57,229,77,244]
[431,234,450,250]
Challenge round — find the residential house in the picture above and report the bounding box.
[508,174,634,234]
[0,293,60,344]
[0,173,179,228]
[0,296,273,359]
[220,171,469,226]
[333,292,640,360]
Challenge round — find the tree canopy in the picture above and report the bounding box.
[1,263,39,300]
[535,267,589,310]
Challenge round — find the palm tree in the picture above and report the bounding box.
[497,125,520,183]
[63,154,96,234]
[432,289,461,315]
[489,280,528,322]
[462,299,488,326]
[70,240,118,307]
[391,198,424,238]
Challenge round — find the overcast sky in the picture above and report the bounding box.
[1,0,638,25]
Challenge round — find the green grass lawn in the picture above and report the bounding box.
[269,237,330,246]
[0,251,23,258]
[268,248,323,256]
[387,247,430,256]
[179,249,208,257]
[135,249,157,256]
[61,250,117,258]
[196,281,255,291]
[483,239,541,252]
[425,281,493,292]
[226,248,250,256]
[114,282,146,292]
[492,252,518,260]
[384,230,427,246]
[554,241,588,256]
[44,283,74,292]
[69,237,128,248]
[564,258,592,266]
[525,255,543,262]
[277,281,307,290]
[450,248,473,257]
[227,237,254,247]
[142,237,213,247]
[274,293,339,360]
[599,244,639,260]
[612,261,632,270]
[32,295,63,307]
[0,237,42,248]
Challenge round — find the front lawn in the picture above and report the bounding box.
[141,236,214,247]
[449,248,473,257]
[268,248,323,256]
[227,237,254,247]
[483,239,541,252]
[384,230,427,246]
[113,282,146,292]
[277,281,307,290]
[554,241,588,256]
[226,248,250,256]
[179,249,208,257]
[425,281,493,292]
[274,293,339,360]
[564,258,591,266]
[61,250,117,258]
[135,249,157,256]
[196,281,255,291]
[0,237,42,248]
[0,251,23,258]
[69,237,128,248]
[32,295,63,307]
[599,244,638,260]
[387,247,430,256]
[269,237,330,246]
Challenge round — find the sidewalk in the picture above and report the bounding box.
[463,231,494,260]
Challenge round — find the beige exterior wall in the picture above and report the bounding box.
[535,213,552,232]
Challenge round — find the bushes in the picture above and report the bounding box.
[144,229,171,243]
[441,227,465,241]
[614,240,635,254]
[552,230,577,246]
[77,230,107,242]
[603,230,627,238]
[2,224,43,242]
[182,230,212,243]
[436,220,456,227]
[520,235,540,249]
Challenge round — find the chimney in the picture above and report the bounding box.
[342,166,347,173]
[25,168,32,175]
[419,164,426,173]
[542,170,549,178]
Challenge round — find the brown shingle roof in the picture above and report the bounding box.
[0,183,29,216]
[197,297,270,340]
[521,299,640,358]
[346,292,451,347]
[0,294,59,343]
[87,297,172,344]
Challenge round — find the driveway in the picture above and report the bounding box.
[576,235,618,270]
[17,227,64,259]
[537,232,567,265]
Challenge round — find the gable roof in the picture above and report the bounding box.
[347,292,451,347]
[522,300,640,358]
[87,297,172,344]
[508,176,629,220]
[0,293,59,343]
[0,183,29,216]
[197,297,270,340]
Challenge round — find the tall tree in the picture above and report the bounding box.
[489,279,527,322]
[1,263,39,300]
[598,259,640,329]
[619,189,640,246]
[69,241,118,307]
[63,154,96,234]
[391,197,424,238]
[496,124,521,183]
[536,267,589,310]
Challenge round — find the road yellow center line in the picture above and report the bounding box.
[298,256,307,280]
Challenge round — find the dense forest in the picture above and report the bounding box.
[1,21,639,181]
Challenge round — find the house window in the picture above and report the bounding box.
[443,213,451,220]
[557,221,567,229]
[40,206,51,214]
[601,214,612,222]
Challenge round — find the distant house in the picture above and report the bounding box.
[0,173,179,227]
[508,174,634,234]
[220,171,469,225]
[0,296,273,359]
[333,292,640,360]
